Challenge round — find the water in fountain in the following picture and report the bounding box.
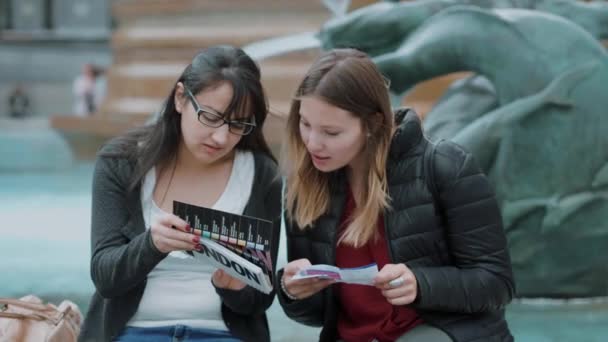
[0,118,74,171]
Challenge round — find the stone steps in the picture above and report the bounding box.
[110,0,329,64]
[105,63,183,100]
[112,0,329,21]
[112,23,322,51]
[53,1,326,159]
[103,1,325,125]
[105,60,310,101]
[102,96,163,119]
[49,114,148,159]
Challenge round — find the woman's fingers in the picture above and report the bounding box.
[381,283,415,299]
[374,263,407,288]
[151,214,198,253]
[281,259,336,299]
[373,263,419,305]
[158,213,190,232]
[162,238,200,252]
[212,269,247,291]
[283,259,312,277]
[158,223,199,243]
[382,286,417,305]
[285,277,334,299]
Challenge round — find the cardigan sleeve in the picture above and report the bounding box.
[89,156,167,298]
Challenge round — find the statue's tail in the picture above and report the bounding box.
[539,62,599,107]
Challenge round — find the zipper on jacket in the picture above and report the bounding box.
[383,167,395,264]
[331,218,338,265]
[384,206,394,263]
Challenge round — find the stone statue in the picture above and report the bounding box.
[318,0,608,140]
[324,4,608,297]
[319,0,608,56]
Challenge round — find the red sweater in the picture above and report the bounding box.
[335,191,422,342]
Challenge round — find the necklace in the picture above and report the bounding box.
[159,158,177,209]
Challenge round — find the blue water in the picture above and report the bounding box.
[0,164,93,296]
[1,164,606,341]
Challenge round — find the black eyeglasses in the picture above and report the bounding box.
[185,87,256,136]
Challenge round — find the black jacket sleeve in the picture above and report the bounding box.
[275,219,326,327]
[411,141,516,313]
[89,156,167,298]
[214,155,282,316]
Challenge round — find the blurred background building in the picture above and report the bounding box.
[0,0,111,117]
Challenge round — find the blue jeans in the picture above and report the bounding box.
[114,325,242,342]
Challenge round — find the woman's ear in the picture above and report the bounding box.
[174,82,185,114]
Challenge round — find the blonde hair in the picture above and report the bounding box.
[283,49,394,248]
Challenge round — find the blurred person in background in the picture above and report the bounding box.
[8,84,30,119]
[73,63,105,116]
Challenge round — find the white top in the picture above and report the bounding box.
[128,150,255,329]
[72,75,105,117]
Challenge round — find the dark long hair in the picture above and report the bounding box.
[102,45,273,191]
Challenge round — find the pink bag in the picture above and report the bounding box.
[0,295,81,342]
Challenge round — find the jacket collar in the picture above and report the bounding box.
[389,107,424,160]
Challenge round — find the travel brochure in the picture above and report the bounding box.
[173,201,274,294]
[173,201,380,292]
[292,263,379,286]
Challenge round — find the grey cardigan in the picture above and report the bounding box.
[79,143,282,342]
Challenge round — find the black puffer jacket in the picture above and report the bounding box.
[277,109,515,342]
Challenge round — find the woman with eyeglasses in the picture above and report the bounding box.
[80,45,281,342]
[276,49,515,341]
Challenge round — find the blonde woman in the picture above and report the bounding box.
[277,49,515,342]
